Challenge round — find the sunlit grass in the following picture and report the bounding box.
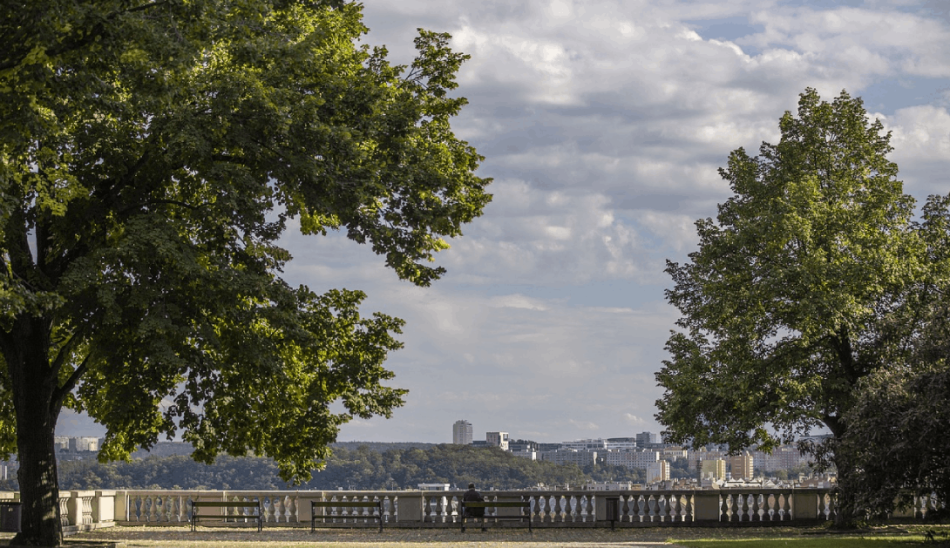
[671,536,932,548]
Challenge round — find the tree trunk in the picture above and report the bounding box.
[1,315,64,547]
[12,417,62,547]
[820,416,862,529]
[830,441,862,529]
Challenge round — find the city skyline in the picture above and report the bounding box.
[59,0,950,443]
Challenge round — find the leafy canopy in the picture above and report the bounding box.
[656,89,943,454]
[843,194,950,516]
[0,0,490,482]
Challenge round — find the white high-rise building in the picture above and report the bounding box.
[453,420,473,445]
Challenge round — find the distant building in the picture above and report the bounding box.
[605,449,659,470]
[508,439,538,453]
[538,449,597,467]
[418,483,451,491]
[486,432,509,451]
[701,459,726,480]
[636,431,661,447]
[560,439,607,451]
[66,436,99,452]
[453,420,473,445]
[750,445,808,472]
[688,449,727,469]
[662,446,688,461]
[647,460,670,484]
[581,480,639,490]
[510,450,537,461]
[730,452,754,480]
[605,438,638,451]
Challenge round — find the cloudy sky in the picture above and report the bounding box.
[61,0,950,445]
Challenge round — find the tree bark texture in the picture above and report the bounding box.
[1,315,64,547]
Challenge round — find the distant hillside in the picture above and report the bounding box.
[131,442,195,459]
[125,441,435,459]
[39,444,643,491]
[330,441,437,452]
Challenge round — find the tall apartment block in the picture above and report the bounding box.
[453,420,473,445]
[729,452,754,480]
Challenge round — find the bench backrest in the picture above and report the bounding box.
[311,501,380,507]
[192,501,261,516]
[193,501,260,508]
[462,501,530,508]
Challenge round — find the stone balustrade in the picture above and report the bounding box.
[113,488,844,526]
[0,490,115,533]
[0,488,942,532]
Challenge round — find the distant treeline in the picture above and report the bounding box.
[2,444,651,491]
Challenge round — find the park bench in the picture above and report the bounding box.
[311,499,383,533]
[190,500,262,532]
[460,500,532,532]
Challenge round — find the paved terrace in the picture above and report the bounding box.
[3,523,938,548]
[0,489,941,547]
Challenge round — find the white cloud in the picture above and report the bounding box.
[568,419,600,430]
[62,0,950,446]
[623,413,647,426]
[880,105,950,196]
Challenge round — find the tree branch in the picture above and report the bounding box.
[48,328,84,379]
[50,352,91,414]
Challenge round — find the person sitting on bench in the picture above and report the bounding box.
[462,483,486,531]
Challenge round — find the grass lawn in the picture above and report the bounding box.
[50,522,950,548]
[672,535,934,548]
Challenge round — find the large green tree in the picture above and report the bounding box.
[0,0,491,544]
[655,88,948,526]
[842,194,950,518]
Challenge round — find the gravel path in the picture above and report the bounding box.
[68,525,694,547]
[8,523,924,548]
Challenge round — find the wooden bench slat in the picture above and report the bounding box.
[462,502,529,507]
[191,500,262,533]
[460,501,532,533]
[311,501,381,507]
[192,501,260,507]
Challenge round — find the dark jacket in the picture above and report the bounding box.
[463,488,484,517]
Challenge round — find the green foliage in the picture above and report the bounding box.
[843,222,950,517]
[1,0,488,474]
[845,362,950,519]
[0,0,490,542]
[655,88,950,522]
[668,457,693,479]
